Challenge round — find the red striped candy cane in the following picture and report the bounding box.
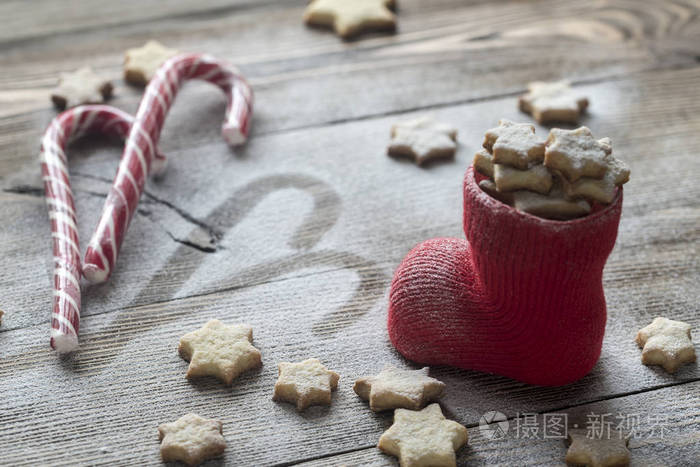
[82,53,253,283]
[41,105,167,352]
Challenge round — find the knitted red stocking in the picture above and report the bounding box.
[388,167,623,386]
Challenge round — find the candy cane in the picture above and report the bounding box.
[41,105,167,352]
[82,53,253,284]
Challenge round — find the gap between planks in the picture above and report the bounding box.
[278,378,700,466]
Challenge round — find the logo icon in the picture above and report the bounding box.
[479,411,509,440]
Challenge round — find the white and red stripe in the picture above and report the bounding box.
[40,105,167,352]
[82,53,253,284]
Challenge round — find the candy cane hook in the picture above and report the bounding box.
[40,105,167,352]
[82,53,253,284]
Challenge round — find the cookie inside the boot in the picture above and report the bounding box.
[474,120,630,220]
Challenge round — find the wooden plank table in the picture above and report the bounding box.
[1,1,698,465]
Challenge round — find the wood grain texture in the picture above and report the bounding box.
[1,0,699,168]
[0,0,699,465]
[297,382,700,466]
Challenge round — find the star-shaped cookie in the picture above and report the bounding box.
[354,365,445,412]
[493,163,553,194]
[483,119,545,170]
[304,0,397,40]
[519,80,589,124]
[178,319,262,385]
[378,404,468,467]
[478,179,514,205]
[158,413,226,466]
[388,116,458,166]
[124,40,179,85]
[565,429,630,467]
[272,358,339,411]
[473,148,494,178]
[512,184,590,220]
[636,317,696,373]
[544,127,611,182]
[50,67,113,110]
[560,152,630,204]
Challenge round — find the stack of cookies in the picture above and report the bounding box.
[474,120,630,220]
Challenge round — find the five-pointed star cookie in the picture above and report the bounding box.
[565,429,630,467]
[158,413,227,466]
[178,319,262,385]
[512,184,590,220]
[124,40,179,85]
[519,80,589,124]
[636,317,696,373]
[388,116,458,166]
[272,358,339,411]
[560,152,630,204]
[354,365,445,412]
[304,0,397,40]
[378,403,468,467]
[50,67,113,110]
[544,127,611,182]
[493,163,553,194]
[483,119,545,170]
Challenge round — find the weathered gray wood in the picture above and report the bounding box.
[2,65,700,331]
[0,0,699,465]
[297,382,700,466]
[0,280,697,466]
[1,0,699,175]
[0,0,298,45]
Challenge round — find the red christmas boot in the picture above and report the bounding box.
[388,167,623,386]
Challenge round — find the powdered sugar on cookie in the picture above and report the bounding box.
[512,185,591,220]
[544,127,611,182]
[484,119,545,170]
[473,148,494,178]
[475,121,628,220]
[561,154,630,204]
[178,319,262,385]
[273,358,339,411]
[158,413,226,466]
[388,115,458,166]
[354,366,445,411]
[636,317,696,373]
[51,67,113,110]
[378,404,468,467]
[494,163,552,194]
[519,80,589,124]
